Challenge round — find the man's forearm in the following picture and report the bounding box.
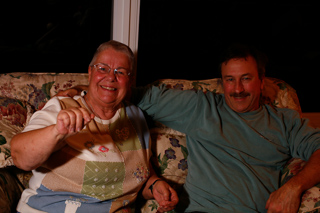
[286,149,320,193]
[265,149,320,212]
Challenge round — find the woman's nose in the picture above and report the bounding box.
[105,69,117,81]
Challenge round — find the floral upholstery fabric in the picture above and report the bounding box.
[0,97,33,167]
[0,72,89,110]
[152,77,302,114]
[0,72,318,213]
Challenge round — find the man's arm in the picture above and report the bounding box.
[55,85,88,97]
[265,149,320,212]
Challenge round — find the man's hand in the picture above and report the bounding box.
[55,85,88,97]
[152,180,179,212]
[55,88,79,97]
[266,150,320,213]
[265,182,301,213]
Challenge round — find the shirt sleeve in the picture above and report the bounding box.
[286,109,320,160]
[22,97,64,133]
[131,84,217,134]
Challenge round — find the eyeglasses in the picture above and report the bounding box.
[91,63,131,78]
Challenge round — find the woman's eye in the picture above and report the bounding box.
[116,71,124,75]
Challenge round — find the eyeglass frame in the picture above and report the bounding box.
[90,63,131,78]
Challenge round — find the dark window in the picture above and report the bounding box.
[0,0,112,73]
[137,1,320,112]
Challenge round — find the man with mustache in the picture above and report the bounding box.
[131,43,320,212]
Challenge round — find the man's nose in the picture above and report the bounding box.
[235,81,244,93]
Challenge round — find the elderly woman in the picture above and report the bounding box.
[11,40,178,213]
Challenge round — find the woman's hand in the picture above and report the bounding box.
[152,180,179,212]
[55,107,94,140]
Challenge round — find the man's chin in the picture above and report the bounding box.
[229,102,251,113]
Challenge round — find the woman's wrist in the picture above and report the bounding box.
[148,179,164,195]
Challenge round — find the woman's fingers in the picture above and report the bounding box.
[56,107,93,135]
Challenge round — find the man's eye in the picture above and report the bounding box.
[99,67,106,71]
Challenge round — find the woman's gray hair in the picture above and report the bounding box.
[89,40,135,75]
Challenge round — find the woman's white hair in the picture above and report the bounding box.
[89,40,135,74]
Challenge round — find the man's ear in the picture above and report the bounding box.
[260,77,265,91]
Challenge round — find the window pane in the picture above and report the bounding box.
[0,0,112,73]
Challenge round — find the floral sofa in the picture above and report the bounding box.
[0,72,319,213]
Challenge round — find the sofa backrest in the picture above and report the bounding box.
[0,72,89,110]
[153,77,302,115]
[0,72,301,113]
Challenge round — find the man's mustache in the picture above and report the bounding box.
[230,92,250,98]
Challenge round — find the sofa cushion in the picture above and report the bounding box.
[150,123,188,188]
[0,97,34,168]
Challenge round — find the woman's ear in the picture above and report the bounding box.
[129,74,136,87]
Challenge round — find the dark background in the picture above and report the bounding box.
[137,1,319,112]
[0,1,319,112]
[0,0,112,73]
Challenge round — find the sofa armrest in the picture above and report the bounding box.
[281,158,320,212]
